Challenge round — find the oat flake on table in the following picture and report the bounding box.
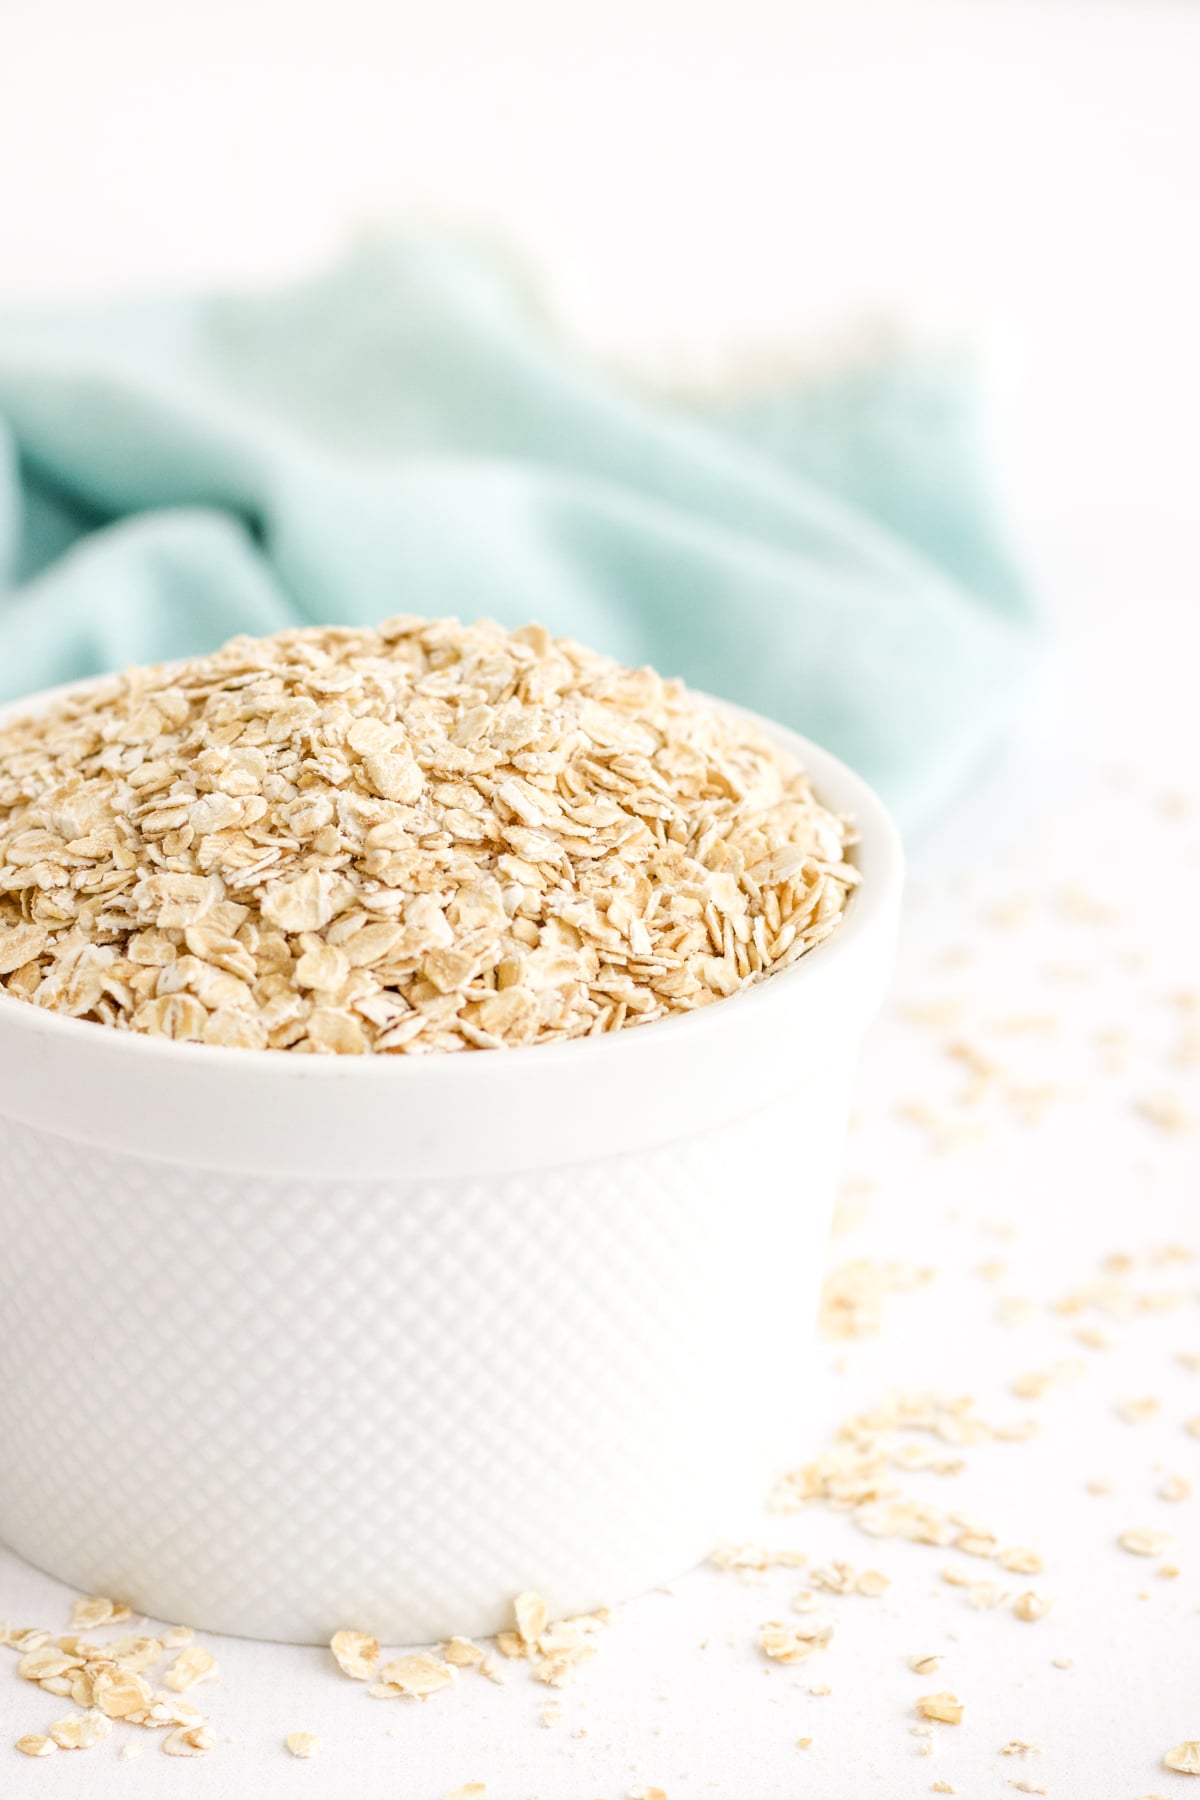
[0,617,857,1054]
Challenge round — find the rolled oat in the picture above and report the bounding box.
[0,619,856,1055]
[917,1692,965,1725]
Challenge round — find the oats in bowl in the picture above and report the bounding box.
[0,635,900,1643]
[0,617,857,1054]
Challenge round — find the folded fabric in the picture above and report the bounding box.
[0,239,1038,830]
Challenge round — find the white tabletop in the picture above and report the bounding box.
[2,3,1199,1794]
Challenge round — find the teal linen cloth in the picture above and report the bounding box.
[0,241,1038,830]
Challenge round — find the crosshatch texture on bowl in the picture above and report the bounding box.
[0,1085,846,1644]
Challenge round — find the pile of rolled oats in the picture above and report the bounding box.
[0,617,856,1054]
[3,1598,217,1760]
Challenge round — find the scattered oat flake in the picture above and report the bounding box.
[1159,1476,1192,1503]
[1075,1324,1111,1349]
[710,1543,807,1572]
[330,1629,380,1681]
[444,1786,486,1799]
[917,1693,965,1725]
[68,1596,122,1631]
[759,1620,834,1663]
[1013,1591,1053,1622]
[998,1547,1043,1574]
[533,1644,597,1688]
[909,1654,942,1675]
[1137,1095,1193,1132]
[812,1559,890,1596]
[1119,1528,1172,1557]
[857,1568,891,1596]
[374,1653,457,1699]
[162,1724,216,1757]
[49,1711,113,1750]
[628,1789,669,1800]
[932,1785,957,1795]
[17,1644,80,1682]
[441,1636,485,1667]
[91,1666,154,1718]
[1165,1742,1200,1774]
[1009,1783,1048,1795]
[164,1646,218,1692]
[513,1592,549,1645]
[1012,1361,1083,1399]
[1116,1396,1161,1424]
[15,1734,58,1757]
[109,1633,164,1671]
[286,1731,319,1759]
[821,1259,933,1338]
[796,1736,813,1749]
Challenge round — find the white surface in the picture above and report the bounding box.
[2,0,1199,1793]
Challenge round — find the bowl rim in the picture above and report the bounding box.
[0,669,903,1086]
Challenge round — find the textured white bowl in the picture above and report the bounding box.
[0,683,901,1645]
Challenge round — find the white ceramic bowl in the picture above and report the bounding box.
[0,681,902,1645]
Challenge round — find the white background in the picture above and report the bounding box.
[1,2,1199,1795]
